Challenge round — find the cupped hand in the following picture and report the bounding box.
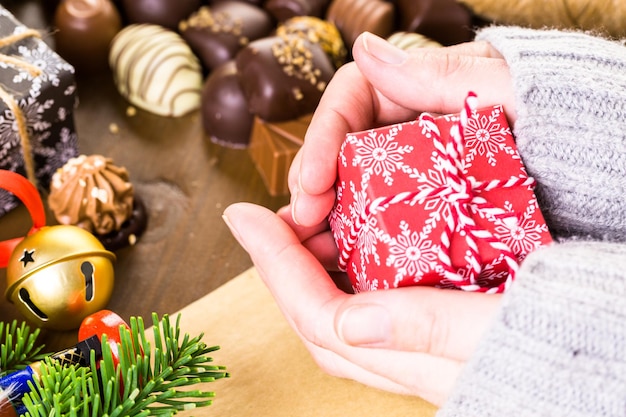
[223,203,501,406]
[290,32,515,228]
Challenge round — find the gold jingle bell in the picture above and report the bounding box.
[5,225,116,330]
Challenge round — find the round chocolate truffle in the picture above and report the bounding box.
[54,0,122,73]
[277,16,346,69]
[109,24,203,117]
[179,2,274,72]
[393,0,474,46]
[48,154,148,251]
[120,0,201,30]
[235,34,335,122]
[326,0,395,49]
[201,60,254,148]
[264,0,330,22]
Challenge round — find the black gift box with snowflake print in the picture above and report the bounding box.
[0,6,79,217]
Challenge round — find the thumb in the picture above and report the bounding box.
[352,32,517,123]
[335,286,502,361]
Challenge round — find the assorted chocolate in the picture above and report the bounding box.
[179,2,274,73]
[201,61,255,148]
[387,32,443,50]
[248,115,311,196]
[392,0,475,46]
[109,24,204,117]
[326,0,395,49]
[236,33,336,122]
[48,154,148,251]
[276,16,347,69]
[121,0,202,30]
[42,0,484,207]
[265,0,331,22]
[54,0,123,73]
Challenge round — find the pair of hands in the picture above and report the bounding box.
[224,32,515,406]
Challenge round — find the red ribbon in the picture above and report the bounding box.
[0,170,46,268]
[338,92,534,293]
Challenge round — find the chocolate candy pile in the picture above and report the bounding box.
[51,0,480,196]
[52,0,478,146]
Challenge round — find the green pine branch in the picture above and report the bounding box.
[19,313,228,417]
[0,320,47,376]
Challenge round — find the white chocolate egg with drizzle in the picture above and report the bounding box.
[109,24,203,117]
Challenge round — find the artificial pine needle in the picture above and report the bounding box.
[0,313,227,417]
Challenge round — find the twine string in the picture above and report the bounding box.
[0,28,43,187]
[338,92,534,293]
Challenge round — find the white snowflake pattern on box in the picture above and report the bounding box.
[0,6,78,217]
[330,104,553,294]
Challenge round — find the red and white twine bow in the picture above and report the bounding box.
[339,92,536,293]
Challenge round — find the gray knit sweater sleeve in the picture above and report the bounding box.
[437,27,626,417]
[476,26,626,241]
[437,241,626,417]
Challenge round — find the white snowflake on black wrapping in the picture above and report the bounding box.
[0,95,54,170]
[348,123,413,186]
[462,105,518,167]
[0,111,24,169]
[34,126,78,181]
[14,42,74,91]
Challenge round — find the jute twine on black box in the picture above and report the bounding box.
[0,28,43,189]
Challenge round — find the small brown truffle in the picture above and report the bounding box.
[54,0,122,73]
[326,0,395,49]
[392,0,475,46]
[264,0,331,22]
[201,60,254,148]
[276,16,346,69]
[120,0,202,30]
[179,2,274,72]
[48,154,148,251]
[235,34,335,122]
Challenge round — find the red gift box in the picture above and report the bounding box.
[330,94,553,294]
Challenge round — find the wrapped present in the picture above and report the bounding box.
[330,93,553,294]
[0,6,79,217]
[248,114,311,196]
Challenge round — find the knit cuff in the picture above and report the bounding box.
[437,241,626,417]
[476,27,626,241]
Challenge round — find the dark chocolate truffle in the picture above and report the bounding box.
[179,2,274,72]
[392,0,474,46]
[120,0,201,30]
[326,0,395,49]
[235,34,335,122]
[54,0,122,73]
[264,0,330,22]
[201,60,254,148]
[277,16,346,69]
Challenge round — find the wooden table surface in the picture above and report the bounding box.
[0,0,290,352]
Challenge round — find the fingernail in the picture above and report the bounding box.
[337,304,392,346]
[362,31,408,65]
[290,177,301,226]
[222,213,248,252]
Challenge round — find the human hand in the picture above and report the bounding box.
[223,203,502,406]
[290,31,515,228]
